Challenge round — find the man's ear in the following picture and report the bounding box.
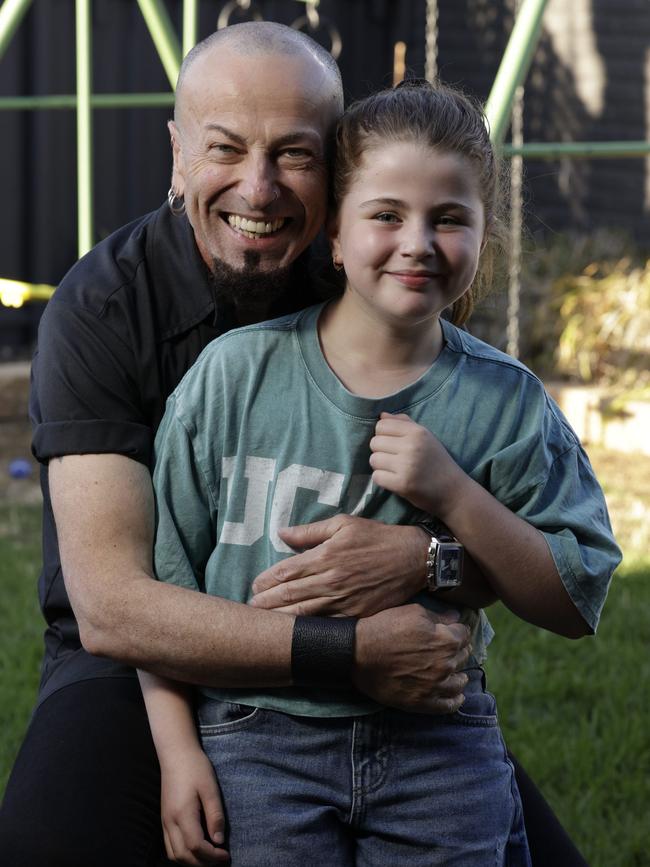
[167,120,184,193]
[327,214,343,268]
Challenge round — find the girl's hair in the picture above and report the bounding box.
[333,79,509,325]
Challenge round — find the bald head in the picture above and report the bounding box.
[175,22,343,125]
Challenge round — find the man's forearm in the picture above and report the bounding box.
[82,570,295,687]
[50,453,295,686]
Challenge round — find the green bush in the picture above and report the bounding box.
[554,258,650,392]
[471,230,650,395]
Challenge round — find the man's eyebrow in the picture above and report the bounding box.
[202,124,321,150]
[204,123,246,146]
[272,132,322,150]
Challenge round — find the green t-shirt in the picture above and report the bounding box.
[153,303,621,716]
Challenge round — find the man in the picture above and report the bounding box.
[0,24,471,867]
[0,22,588,867]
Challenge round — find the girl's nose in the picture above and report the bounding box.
[399,223,435,259]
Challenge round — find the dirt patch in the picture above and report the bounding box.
[0,363,40,505]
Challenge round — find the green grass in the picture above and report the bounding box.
[0,504,44,794]
[485,560,650,866]
[0,460,648,865]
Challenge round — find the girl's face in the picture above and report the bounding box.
[330,140,486,328]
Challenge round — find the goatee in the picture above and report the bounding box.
[209,250,293,324]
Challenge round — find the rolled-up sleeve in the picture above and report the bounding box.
[30,297,151,465]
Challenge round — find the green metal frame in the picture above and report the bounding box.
[0,0,192,259]
[485,0,548,145]
[484,0,650,158]
[0,0,648,292]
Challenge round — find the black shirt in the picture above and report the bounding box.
[30,201,326,702]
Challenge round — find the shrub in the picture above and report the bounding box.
[554,258,650,392]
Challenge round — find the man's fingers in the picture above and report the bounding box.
[437,670,469,698]
[251,551,314,595]
[251,572,323,608]
[250,516,348,595]
[418,692,467,715]
[440,621,472,646]
[429,607,462,624]
[277,515,346,549]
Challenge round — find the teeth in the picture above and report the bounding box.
[227,215,284,236]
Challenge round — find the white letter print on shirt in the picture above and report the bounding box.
[219,456,276,546]
[269,465,345,553]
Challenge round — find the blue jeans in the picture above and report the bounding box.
[197,669,530,866]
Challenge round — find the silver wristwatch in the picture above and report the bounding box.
[419,520,464,593]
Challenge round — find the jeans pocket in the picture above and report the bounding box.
[454,688,498,726]
[453,670,499,727]
[197,699,260,736]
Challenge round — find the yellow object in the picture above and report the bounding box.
[0,278,55,308]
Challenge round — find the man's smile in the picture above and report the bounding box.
[226,214,287,239]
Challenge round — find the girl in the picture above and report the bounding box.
[141,81,620,865]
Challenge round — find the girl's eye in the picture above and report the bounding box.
[375,212,400,223]
[437,215,460,226]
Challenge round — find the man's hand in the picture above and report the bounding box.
[250,515,428,617]
[369,412,467,517]
[160,747,229,865]
[354,604,471,714]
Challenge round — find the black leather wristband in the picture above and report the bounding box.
[291,616,358,688]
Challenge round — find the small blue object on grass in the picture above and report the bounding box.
[9,458,33,479]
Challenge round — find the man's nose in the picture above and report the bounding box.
[238,156,279,211]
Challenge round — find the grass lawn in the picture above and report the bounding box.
[0,504,43,794]
[0,446,648,865]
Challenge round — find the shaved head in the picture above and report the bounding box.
[175,22,343,126]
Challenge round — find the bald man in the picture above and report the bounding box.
[0,25,472,867]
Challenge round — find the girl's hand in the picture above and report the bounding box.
[369,412,465,517]
[160,747,229,865]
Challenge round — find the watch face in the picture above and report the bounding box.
[437,544,464,587]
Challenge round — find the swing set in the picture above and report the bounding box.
[0,0,648,358]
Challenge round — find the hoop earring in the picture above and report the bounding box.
[167,187,186,216]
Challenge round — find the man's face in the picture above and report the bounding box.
[170,48,336,275]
